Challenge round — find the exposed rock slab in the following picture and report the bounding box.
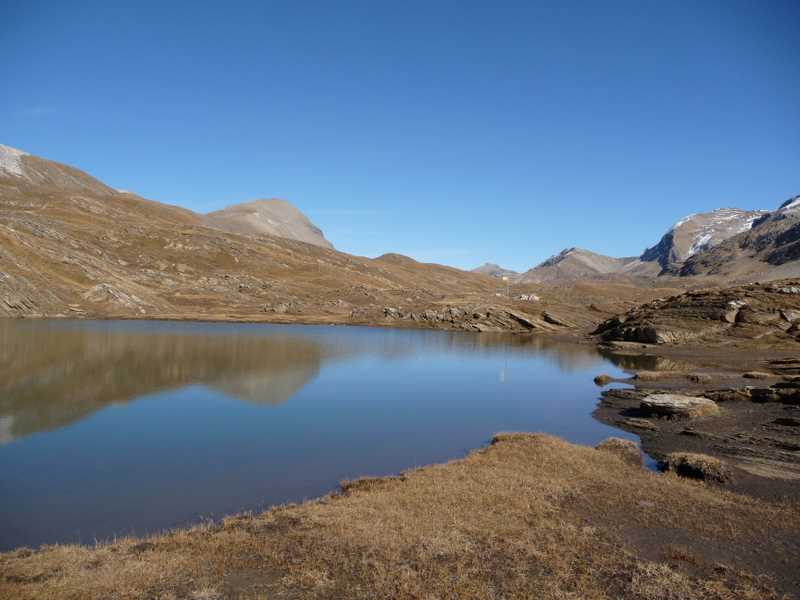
[640,394,721,418]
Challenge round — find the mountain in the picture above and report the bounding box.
[0,143,525,328]
[0,144,332,250]
[0,143,116,196]
[204,198,333,249]
[640,207,768,271]
[678,196,800,280]
[517,248,641,283]
[492,207,779,285]
[471,263,518,279]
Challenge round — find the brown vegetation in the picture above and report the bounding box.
[2,434,798,599]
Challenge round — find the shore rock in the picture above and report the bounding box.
[660,452,731,483]
[743,371,772,379]
[593,374,615,386]
[641,394,721,418]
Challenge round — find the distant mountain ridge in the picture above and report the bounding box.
[475,204,796,284]
[517,248,640,283]
[204,199,333,249]
[0,144,331,249]
[471,263,519,279]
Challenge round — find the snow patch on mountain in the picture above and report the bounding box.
[675,208,766,258]
[777,196,800,215]
[0,144,29,177]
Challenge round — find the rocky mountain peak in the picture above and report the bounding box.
[0,144,30,178]
[641,207,768,271]
[204,198,333,249]
[471,263,518,278]
[777,195,800,216]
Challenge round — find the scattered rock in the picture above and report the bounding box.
[383,306,402,319]
[659,452,731,483]
[596,437,642,467]
[640,394,721,418]
[772,286,800,294]
[542,311,573,327]
[621,417,659,431]
[686,373,712,384]
[516,293,539,302]
[703,388,752,403]
[743,371,772,380]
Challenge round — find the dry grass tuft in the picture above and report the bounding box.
[661,452,732,483]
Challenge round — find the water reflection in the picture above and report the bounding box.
[0,321,327,443]
[0,320,617,444]
[0,319,644,550]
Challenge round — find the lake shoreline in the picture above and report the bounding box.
[2,432,798,599]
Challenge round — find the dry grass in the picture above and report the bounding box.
[661,452,731,483]
[1,434,797,599]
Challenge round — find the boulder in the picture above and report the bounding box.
[742,371,772,379]
[596,437,642,466]
[659,452,731,483]
[640,394,721,418]
[383,306,402,319]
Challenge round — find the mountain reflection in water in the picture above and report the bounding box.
[0,320,627,444]
[0,319,645,550]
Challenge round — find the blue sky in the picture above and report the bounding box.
[1,1,798,271]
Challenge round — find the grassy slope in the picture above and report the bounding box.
[0,176,684,331]
[2,434,797,599]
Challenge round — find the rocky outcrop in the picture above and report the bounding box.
[640,394,721,418]
[374,304,562,333]
[593,280,800,346]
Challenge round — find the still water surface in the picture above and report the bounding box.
[0,319,641,550]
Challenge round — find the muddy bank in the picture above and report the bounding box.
[593,350,800,501]
[1,433,798,599]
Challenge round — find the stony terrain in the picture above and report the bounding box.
[593,355,800,501]
[593,280,800,347]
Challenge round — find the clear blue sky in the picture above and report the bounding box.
[2,1,798,270]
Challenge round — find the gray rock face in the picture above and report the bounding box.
[640,394,721,418]
[679,197,800,279]
[204,199,333,249]
[641,208,767,271]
